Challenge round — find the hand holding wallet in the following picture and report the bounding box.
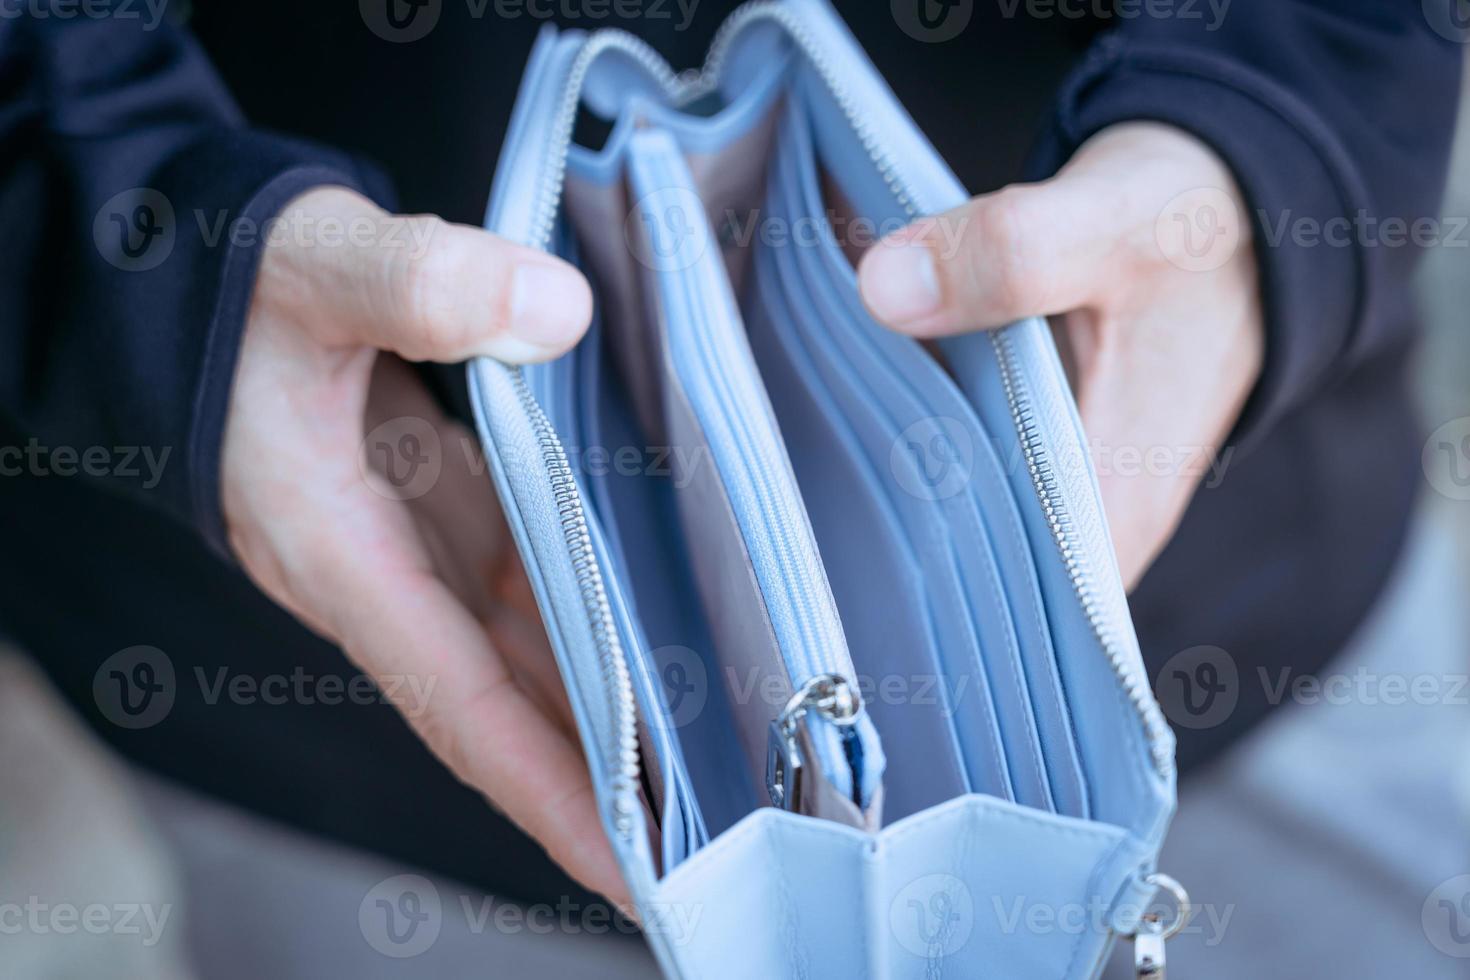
[468,2,1184,975]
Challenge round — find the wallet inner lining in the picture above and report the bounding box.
[554,72,1091,855]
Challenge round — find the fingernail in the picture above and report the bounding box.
[858,238,941,326]
[508,262,591,352]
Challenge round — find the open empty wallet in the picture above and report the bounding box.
[468,2,1184,976]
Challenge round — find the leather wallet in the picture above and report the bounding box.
[468,2,1182,976]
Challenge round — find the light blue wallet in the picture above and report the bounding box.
[468,2,1185,976]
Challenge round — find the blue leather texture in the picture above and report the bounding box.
[467,2,1177,976]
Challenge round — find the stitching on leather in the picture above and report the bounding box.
[880,797,1123,850]
[979,435,1089,817]
[658,806,1139,978]
[775,120,1018,800]
[780,115,1062,812]
[1023,343,1154,830]
[968,546,1054,808]
[657,812,775,888]
[771,821,810,980]
[1061,833,1138,980]
[762,129,978,796]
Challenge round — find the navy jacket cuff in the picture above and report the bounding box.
[1025,34,1366,452]
[149,132,397,555]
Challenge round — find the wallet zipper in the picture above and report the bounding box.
[528,1,915,250]
[512,368,642,840]
[989,332,1175,777]
[512,1,1169,836]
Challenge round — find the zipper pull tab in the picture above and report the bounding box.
[1126,873,1190,980]
[765,673,858,811]
[1134,914,1167,980]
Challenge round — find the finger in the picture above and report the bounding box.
[361,360,579,736]
[362,356,503,616]
[262,186,592,363]
[856,177,1128,337]
[484,601,579,737]
[233,362,621,898]
[1069,285,1257,590]
[245,379,626,902]
[291,496,628,904]
[416,435,576,735]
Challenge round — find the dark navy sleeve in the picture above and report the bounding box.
[0,15,393,553]
[1025,0,1464,449]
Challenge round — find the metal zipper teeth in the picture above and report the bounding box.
[511,368,641,837]
[989,330,1175,777]
[528,31,681,252]
[512,31,690,844]
[528,0,920,254]
[699,2,918,221]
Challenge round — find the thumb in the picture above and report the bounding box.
[856,178,1125,337]
[259,186,592,363]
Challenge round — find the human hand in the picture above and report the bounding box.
[219,187,629,903]
[857,122,1262,589]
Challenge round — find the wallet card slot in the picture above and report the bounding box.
[574,313,757,842]
[768,101,1090,818]
[525,309,709,870]
[743,246,978,818]
[751,215,1020,810]
[624,128,885,825]
[764,117,1049,813]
